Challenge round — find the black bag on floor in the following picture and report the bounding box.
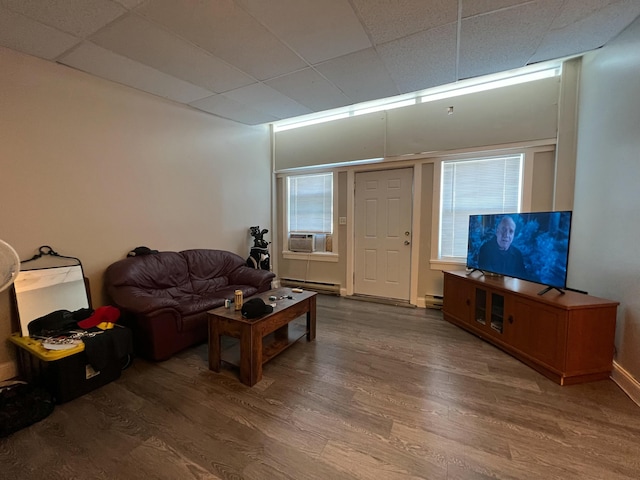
[0,382,54,437]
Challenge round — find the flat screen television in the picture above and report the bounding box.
[466,211,572,294]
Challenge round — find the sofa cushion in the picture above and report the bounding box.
[107,252,192,294]
[175,294,225,317]
[181,249,246,295]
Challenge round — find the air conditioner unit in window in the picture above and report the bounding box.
[288,233,316,252]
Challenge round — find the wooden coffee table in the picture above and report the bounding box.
[207,288,317,386]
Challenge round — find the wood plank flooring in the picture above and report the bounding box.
[2,294,639,479]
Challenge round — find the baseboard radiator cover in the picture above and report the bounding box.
[280,278,340,295]
[425,294,444,310]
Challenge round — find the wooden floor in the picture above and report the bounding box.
[2,294,639,479]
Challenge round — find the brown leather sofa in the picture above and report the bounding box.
[104,249,275,361]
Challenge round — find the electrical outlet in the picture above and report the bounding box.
[339,217,347,225]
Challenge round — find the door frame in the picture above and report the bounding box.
[345,163,423,306]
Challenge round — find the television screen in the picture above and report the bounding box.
[466,211,572,290]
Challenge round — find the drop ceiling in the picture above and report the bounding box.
[1,0,639,126]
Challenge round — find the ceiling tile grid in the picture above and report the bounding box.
[60,42,214,104]
[461,0,531,19]
[0,0,639,125]
[529,0,640,64]
[459,0,564,79]
[315,47,400,104]
[0,0,126,37]
[0,5,79,60]
[88,13,255,93]
[350,0,459,44]
[377,22,458,94]
[136,0,308,81]
[265,67,352,112]
[236,0,372,64]
[220,82,312,119]
[189,93,279,125]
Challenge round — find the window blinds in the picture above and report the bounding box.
[441,155,522,258]
[288,172,333,234]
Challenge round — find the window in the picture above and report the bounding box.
[440,155,523,259]
[287,172,333,252]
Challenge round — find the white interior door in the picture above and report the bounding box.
[354,168,413,300]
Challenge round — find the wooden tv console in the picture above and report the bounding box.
[442,270,618,385]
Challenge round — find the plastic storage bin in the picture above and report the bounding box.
[9,333,124,404]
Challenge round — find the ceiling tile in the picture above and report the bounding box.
[137,0,307,80]
[529,0,640,63]
[315,48,399,103]
[90,13,256,93]
[114,0,144,8]
[377,23,457,94]
[459,0,562,79]
[351,0,458,44]
[0,0,126,37]
[59,42,214,104]
[461,0,530,18]
[189,94,279,125]
[266,68,352,111]
[0,6,80,60]
[222,83,312,119]
[236,0,371,64]
[547,0,635,28]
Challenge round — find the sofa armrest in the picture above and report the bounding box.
[229,266,275,289]
[108,286,179,314]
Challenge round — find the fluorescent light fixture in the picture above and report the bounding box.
[354,98,417,116]
[273,60,563,132]
[274,112,349,132]
[420,67,560,103]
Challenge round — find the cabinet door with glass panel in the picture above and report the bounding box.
[473,287,508,338]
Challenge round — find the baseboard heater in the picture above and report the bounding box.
[280,278,340,295]
[425,294,443,310]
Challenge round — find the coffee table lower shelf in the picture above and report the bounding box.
[220,322,307,367]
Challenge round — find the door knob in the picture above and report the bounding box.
[404,240,410,245]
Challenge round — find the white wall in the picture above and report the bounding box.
[570,17,640,394]
[0,47,271,379]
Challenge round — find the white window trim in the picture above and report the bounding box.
[281,169,338,261]
[282,251,339,262]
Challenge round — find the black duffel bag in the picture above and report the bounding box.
[0,381,54,437]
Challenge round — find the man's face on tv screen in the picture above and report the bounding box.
[496,218,515,250]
